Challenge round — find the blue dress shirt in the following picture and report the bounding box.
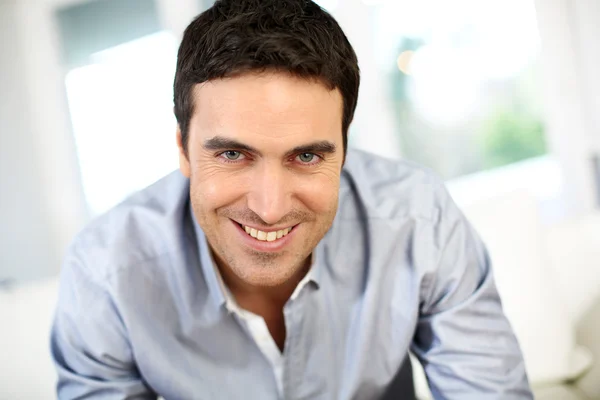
[51,149,532,399]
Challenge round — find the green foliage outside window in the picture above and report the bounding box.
[480,107,546,170]
[388,37,546,178]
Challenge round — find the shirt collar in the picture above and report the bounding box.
[190,205,323,313]
[193,216,228,310]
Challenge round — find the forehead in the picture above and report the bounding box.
[189,72,343,145]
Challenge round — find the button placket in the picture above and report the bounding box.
[282,287,312,400]
[282,304,294,399]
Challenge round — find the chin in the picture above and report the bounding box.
[224,250,305,286]
[236,263,299,287]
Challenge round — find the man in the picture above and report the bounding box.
[51,0,532,398]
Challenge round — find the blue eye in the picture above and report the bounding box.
[298,153,315,163]
[222,151,242,160]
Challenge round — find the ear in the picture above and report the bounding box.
[176,126,191,178]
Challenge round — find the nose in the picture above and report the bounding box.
[247,162,292,225]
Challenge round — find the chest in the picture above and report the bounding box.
[122,217,422,399]
[130,274,418,400]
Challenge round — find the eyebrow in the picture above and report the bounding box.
[287,141,337,157]
[202,136,337,157]
[202,137,260,154]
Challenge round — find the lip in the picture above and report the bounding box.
[231,219,297,252]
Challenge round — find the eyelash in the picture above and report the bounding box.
[217,151,247,163]
[216,151,323,166]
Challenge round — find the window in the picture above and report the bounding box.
[370,0,546,179]
[57,0,180,215]
[65,32,179,215]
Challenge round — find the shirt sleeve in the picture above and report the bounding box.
[50,244,157,399]
[411,181,533,399]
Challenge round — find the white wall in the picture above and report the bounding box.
[572,0,600,154]
[534,0,600,215]
[0,2,53,283]
[155,0,201,39]
[331,0,403,159]
[0,0,88,283]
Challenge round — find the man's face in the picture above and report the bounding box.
[178,72,344,287]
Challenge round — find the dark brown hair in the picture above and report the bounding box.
[173,0,360,154]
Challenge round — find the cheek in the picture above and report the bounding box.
[192,172,249,212]
[294,175,340,214]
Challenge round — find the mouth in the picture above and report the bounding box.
[235,222,296,242]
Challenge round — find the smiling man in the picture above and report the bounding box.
[50,1,532,399]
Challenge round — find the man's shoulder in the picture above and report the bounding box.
[68,171,191,278]
[342,148,448,222]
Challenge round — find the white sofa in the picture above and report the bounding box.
[1,190,599,399]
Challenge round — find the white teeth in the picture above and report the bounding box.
[242,225,293,241]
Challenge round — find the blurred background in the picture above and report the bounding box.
[1,0,599,283]
[1,0,600,398]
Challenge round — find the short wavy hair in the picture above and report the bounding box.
[173,0,360,154]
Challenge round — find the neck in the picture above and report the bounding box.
[216,256,311,314]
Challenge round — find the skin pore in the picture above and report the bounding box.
[177,72,345,350]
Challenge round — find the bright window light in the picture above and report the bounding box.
[368,0,546,179]
[65,31,179,215]
[313,0,339,12]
